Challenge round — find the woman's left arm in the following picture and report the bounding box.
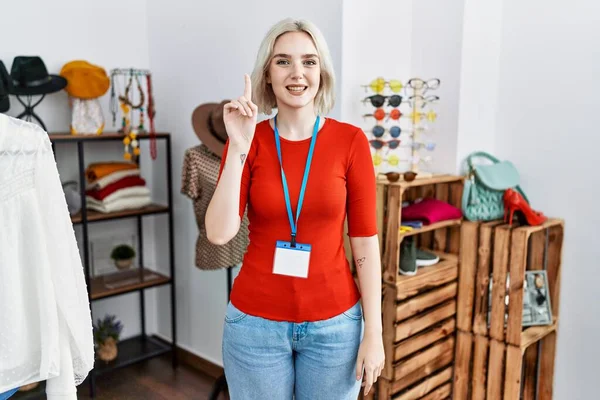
[344,129,385,396]
[351,234,385,396]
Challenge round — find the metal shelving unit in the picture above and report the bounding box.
[47,132,178,398]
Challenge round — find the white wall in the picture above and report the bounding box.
[456,0,600,397]
[342,0,464,177]
[495,1,600,397]
[145,0,344,366]
[410,0,465,174]
[341,0,414,130]
[454,0,504,170]
[0,0,159,341]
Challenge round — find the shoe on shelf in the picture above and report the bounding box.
[416,249,440,267]
[399,237,417,276]
[503,188,547,226]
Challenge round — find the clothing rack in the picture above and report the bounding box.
[208,267,233,400]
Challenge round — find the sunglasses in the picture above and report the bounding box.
[407,78,441,92]
[410,110,437,123]
[369,139,400,150]
[362,94,403,108]
[408,94,440,106]
[370,125,402,138]
[362,77,404,94]
[363,108,403,121]
[412,154,433,165]
[373,153,400,167]
[380,171,418,183]
[412,141,436,151]
[371,126,427,138]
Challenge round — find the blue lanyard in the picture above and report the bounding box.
[273,115,320,247]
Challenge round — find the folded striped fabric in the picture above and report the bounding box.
[87,168,140,190]
[87,186,150,204]
[85,162,138,183]
[86,195,151,214]
[86,176,146,201]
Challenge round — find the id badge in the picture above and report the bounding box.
[273,240,312,278]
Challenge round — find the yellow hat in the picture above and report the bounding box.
[60,60,110,99]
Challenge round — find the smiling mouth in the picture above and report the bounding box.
[286,85,308,93]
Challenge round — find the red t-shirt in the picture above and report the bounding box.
[218,118,378,322]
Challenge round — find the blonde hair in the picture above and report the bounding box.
[251,18,336,116]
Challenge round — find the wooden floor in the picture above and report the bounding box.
[80,355,228,400]
[14,355,228,400]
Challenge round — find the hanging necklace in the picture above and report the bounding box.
[146,73,157,160]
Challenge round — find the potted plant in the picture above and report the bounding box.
[93,315,123,363]
[110,244,136,270]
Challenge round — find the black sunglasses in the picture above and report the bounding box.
[362,94,403,108]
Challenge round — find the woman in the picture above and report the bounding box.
[205,17,384,399]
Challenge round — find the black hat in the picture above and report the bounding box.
[0,61,11,112]
[10,56,67,96]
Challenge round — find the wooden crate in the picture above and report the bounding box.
[452,330,558,400]
[374,174,464,400]
[380,175,464,286]
[453,218,564,400]
[457,219,563,345]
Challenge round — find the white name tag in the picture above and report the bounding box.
[273,240,312,278]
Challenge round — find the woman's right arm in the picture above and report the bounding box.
[205,142,249,244]
[205,74,258,245]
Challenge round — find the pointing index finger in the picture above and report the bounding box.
[244,74,252,100]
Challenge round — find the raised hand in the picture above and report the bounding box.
[223,74,258,150]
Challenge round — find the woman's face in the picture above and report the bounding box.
[267,31,321,112]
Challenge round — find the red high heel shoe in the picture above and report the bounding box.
[503,188,547,226]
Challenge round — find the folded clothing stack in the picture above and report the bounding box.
[401,198,463,225]
[85,162,151,213]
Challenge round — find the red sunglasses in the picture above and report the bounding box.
[369,139,400,150]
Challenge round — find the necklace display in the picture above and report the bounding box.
[110,68,157,161]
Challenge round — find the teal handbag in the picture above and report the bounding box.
[462,151,529,221]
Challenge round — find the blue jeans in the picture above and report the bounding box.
[0,388,18,400]
[222,301,364,400]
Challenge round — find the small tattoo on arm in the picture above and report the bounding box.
[356,257,366,269]
[240,154,246,165]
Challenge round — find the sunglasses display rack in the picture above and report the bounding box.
[361,77,440,181]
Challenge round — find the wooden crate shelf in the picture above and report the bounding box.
[394,252,458,301]
[453,329,559,400]
[380,175,464,286]
[375,174,464,400]
[456,218,563,345]
[378,338,454,399]
[453,217,564,400]
[520,317,558,350]
[398,218,462,239]
[394,318,456,361]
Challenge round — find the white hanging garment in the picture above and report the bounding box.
[0,115,94,398]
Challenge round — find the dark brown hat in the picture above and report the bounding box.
[191,100,229,157]
[10,56,67,96]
